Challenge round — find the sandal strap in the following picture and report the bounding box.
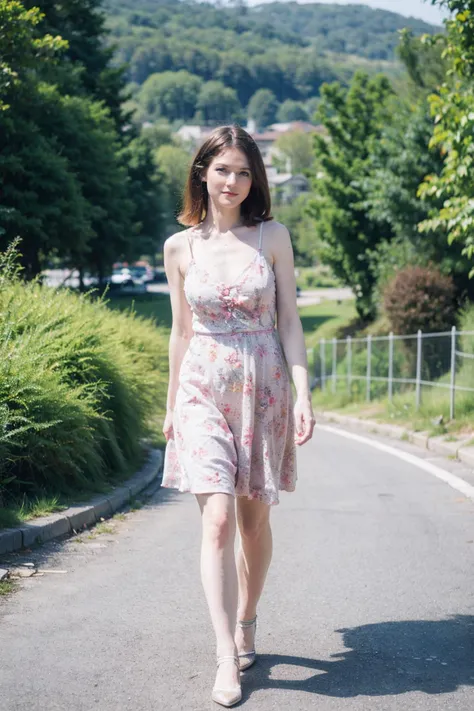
[216,655,239,668]
[238,616,257,628]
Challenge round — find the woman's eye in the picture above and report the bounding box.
[216,168,226,173]
[241,172,250,177]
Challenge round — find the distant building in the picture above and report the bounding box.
[175,125,213,146]
[266,168,310,205]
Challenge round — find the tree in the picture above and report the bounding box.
[123,132,168,261]
[22,0,129,129]
[196,80,242,124]
[0,0,90,276]
[155,144,191,224]
[273,194,321,265]
[273,130,314,174]
[247,89,278,130]
[417,1,474,276]
[138,70,203,121]
[306,72,394,319]
[276,100,309,123]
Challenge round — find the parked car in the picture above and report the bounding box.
[129,265,155,283]
[151,268,168,283]
[107,267,147,294]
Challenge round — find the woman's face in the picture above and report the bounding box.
[204,147,252,211]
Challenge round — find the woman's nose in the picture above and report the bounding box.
[226,172,237,185]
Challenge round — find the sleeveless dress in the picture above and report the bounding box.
[161,221,297,506]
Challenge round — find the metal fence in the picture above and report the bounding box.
[307,328,474,420]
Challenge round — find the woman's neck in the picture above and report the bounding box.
[201,202,242,234]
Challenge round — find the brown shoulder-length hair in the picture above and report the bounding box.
[178,124,272,227]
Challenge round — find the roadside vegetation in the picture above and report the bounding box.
[0,244,168,529]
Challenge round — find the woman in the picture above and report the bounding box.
[161,124,315,707]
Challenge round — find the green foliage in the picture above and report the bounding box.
[307,72,394,320]
[154,143,191,228]
[272,194,321,265]
[396,29,447,93]
[108,0,426,122]
[0,243,168,500]
[122,130,168,259]
[138,70,203,122]
[196,80,242,124]
[22,0,129,129]
[273,130,315,174]
[383,265,457,335]
[0,0,66,110]
[0,0,167,278]
[247,89,279,130]
[276,100,309,123]
[418,1,474,276]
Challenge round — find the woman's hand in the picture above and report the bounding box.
[293,396,315,446]
[163,410,174,442]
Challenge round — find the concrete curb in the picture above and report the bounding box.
[319,410,474,469]
[0,448,163,557]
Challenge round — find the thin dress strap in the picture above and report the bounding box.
[258,221,264,252]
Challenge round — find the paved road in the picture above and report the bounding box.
[1,427,473,710]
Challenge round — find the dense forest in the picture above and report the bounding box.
[104,0,439,125]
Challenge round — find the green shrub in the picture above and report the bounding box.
[0,250,168,502]
[383,265,457,335]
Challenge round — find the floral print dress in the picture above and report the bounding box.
[161,221,297,506]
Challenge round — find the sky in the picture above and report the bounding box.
[247,1,449,26]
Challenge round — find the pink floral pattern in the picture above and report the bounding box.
[162,225,297,506]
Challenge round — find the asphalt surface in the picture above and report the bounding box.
[1,426,473,711]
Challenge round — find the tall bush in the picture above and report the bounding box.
[383,265,457,335]
[383,265,458,381]
[0,246,168,500]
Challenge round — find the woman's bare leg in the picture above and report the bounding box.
[196,493,240,689]
[235,498,272,653]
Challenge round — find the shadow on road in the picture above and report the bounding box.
[244,615,474,700]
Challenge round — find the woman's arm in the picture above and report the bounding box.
[163,233,194,415]
[271,222,315,445]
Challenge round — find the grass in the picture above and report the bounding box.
[0,494,68,530]
[312,377,474,438]
[299,299,358,348]
[0,580,18,596]
[106,292,172,330]
[295,265,341,290]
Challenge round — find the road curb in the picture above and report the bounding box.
[318,410,474,469]
[0,448,163,557]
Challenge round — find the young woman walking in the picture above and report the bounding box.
[161,124,315,707]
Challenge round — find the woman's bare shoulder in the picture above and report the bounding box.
[164,228,195,265]
[164,227,193,252]
[264,220,292,256]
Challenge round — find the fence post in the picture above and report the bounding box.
[366,334,372,402]
[450,325,456,420]
[388,331,394,403]
[415,329,422,411]
[347,336,352,395]
[332,338,337,393]
[320,339,326,391]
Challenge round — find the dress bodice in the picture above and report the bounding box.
[184,222,276,336]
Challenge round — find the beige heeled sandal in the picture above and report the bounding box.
[237,616,257,671]
[211,655,242,708]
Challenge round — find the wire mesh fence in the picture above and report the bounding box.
[307,328,474,420]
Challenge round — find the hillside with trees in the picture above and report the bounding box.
[103,0,439,125]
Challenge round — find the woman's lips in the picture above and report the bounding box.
[223,191,238,196]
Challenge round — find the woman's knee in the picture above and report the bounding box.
[199,494,236,548]
[237,502,270,541]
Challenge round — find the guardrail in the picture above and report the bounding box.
[307,328,474,420]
